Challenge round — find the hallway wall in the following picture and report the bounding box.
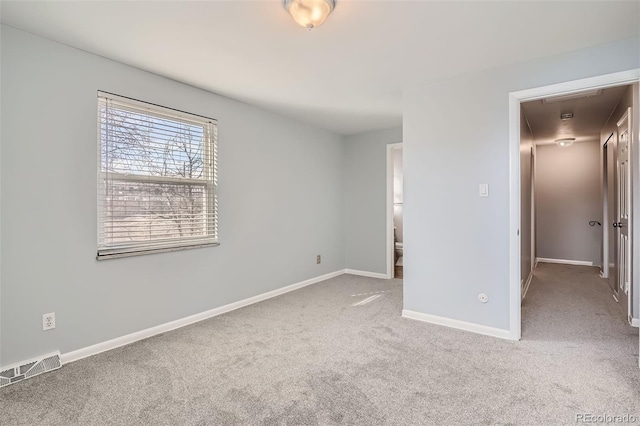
[520,109,534,286]
[536,141,601,265]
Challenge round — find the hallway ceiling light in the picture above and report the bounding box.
[555,138,575,147]
[560,112,574,120]
[283,0,335,30]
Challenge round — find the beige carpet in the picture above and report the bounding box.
[1,263,638,425]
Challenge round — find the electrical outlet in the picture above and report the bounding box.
[42,313,55,331]
[316,255,321,264]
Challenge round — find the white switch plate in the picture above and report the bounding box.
[479,184,489,197]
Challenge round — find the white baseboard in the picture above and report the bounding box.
[631,317,640,327]
[344,269,388,279]
[536,257,593,266]
[521,270,534,301]
[61,269,345,365]
[401,309,514,340]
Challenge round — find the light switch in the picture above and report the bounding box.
[479,184,489,197]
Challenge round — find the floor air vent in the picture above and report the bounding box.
[0,352,61,388]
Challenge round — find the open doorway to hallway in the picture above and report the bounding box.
[519,83,638,338]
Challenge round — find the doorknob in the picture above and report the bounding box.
[613,222,623,228]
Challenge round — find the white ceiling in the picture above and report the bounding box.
[1,1,638,135]
[522,85,630,146]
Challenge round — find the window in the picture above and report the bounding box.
[97,92,218,259]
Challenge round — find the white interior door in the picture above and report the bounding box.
[616,108,632,320]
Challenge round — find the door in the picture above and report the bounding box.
[605,138,618,292]
[616,108,632,320]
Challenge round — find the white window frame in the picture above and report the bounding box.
[97,91,218,260]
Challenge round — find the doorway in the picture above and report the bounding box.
[386,143,403,279]
[508,70,640,342]
[521,84,635,327]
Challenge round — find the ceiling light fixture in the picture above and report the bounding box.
[283,0,335,30]
[560,112,574,120]
[555,138,575,147]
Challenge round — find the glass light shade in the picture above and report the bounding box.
[284,0,335,30]
[555,138,575,147]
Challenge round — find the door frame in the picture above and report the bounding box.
[386,142,403,279]
[508,69,640,340]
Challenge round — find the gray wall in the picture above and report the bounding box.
[343,127,402,274]
[536,142,601,264]
[403,37,639,330]
[600,84,639,319]
[520,110,534,286]
[0,26,345,365]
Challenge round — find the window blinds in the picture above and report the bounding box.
[97,92,218,259]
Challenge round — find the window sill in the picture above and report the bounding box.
[96,242,220,261]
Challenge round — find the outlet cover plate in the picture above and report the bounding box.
[42,313,55,331]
